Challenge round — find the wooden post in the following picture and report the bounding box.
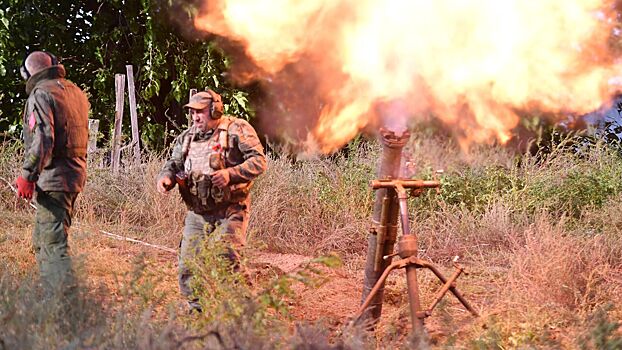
[112,74,125,174]
[126,65,141,165]
[188,88,197,127]
[87,119,100,154]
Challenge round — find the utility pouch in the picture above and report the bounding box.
[197,174,211,207]
[182,172,213,212]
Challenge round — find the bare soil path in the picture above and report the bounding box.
[72,231,369,328]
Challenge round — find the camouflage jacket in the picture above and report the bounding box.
[22,65,90,192]
[159,116,267,205]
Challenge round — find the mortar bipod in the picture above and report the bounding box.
[353,178,479,335]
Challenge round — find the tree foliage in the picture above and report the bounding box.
[0,0,252,150]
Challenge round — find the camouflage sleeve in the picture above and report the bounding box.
[21,90,55,183]
[227,119,267,184]
[158,131,187,180]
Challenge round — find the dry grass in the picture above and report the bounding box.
[476,214,621,348]
[77,152,186,250]
[1,130,622,349]
[250,144,377,257]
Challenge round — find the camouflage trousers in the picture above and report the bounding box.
[33,190,78,296]
[178,203,249,310]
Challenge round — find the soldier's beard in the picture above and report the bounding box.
[194,118,219,132]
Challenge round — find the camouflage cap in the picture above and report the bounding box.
[184,91,213,110]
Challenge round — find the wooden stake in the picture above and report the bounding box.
[126,65,141,165]
[112,74,125,174]
[87,118,99,154]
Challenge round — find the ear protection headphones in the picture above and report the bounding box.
[205,89,224,120]
[20,51,58,80]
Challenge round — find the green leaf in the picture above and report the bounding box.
[232,91,248,110]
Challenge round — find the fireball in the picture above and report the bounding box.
[194,0,620,152]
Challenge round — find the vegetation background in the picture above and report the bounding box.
[2,130,622,349]
[1,1,622,349]
[0,0,253,150]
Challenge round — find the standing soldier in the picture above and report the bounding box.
[156,90,267,312]
[15,51,90,295]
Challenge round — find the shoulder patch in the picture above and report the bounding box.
[28,112,36,131]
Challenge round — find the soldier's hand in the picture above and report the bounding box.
[157,176,174,193]
[15,176,35,200]
[210,169,230,189]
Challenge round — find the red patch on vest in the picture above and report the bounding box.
[28,112,36,131]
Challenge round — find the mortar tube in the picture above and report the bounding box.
[359,128,409,326]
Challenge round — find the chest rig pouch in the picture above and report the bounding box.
[180,118,234,213]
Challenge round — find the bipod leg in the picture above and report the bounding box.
[426,262,464,315]
[418,259,479,317]
[354,257,409,324]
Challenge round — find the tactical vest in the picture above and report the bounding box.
[179,117,252,213]
[33,79,89,158]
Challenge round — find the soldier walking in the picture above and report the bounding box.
[157,90,267,312]
[15,51,90,296]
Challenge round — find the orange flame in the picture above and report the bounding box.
[195,0,620,153]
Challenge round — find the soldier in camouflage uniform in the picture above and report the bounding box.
[157,90,266,312]
[15,51,90,295]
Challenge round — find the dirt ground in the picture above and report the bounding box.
[252,252,364,325]
[3,213,479,345]
[71,230,402,331]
